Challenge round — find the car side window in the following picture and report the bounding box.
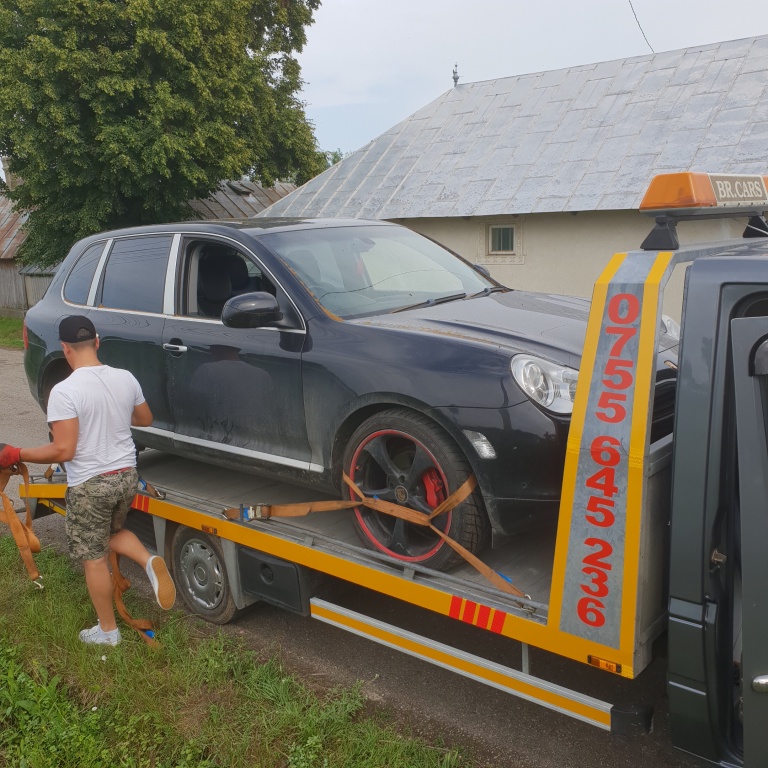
[99,235,172,314]
[63,242,106,305]
[182,240,275,319]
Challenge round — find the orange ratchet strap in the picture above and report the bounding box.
[109,551,159,647]
[0,463,43,587]
[223,473,527,600]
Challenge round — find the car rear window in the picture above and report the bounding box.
[100,235,172,314]
[63,242,106,305]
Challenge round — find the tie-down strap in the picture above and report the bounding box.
[109,551,159,647]
[222,473,527,600]
[0,463,43,586]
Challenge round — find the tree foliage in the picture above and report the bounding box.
[0,0,324,266]
[323,148,345,166]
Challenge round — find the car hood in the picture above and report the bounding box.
[352,290,678,367]
[352,291,590,366]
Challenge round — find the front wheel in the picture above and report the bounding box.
[343,408,487,571]
[171,527,239,624]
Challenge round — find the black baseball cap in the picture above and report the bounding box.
[59,315,97,343]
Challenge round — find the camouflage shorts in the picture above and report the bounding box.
[65,468,138,561]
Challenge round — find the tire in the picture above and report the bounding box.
[342,408,488,571]
[171,527,239,624]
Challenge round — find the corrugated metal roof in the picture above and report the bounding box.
[188,180,297,220]
[264,35,768,219]
[0,196,27,260]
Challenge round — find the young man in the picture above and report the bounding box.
[0,314,175,645]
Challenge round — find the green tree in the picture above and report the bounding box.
[323,148,345,166]
[0,0,324,267]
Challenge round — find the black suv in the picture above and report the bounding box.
[23,218,678,570]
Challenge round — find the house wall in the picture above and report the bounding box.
[398,211,744,321]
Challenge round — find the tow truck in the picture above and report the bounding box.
[16,172,768,766]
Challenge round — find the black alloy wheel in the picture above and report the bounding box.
[343,408,487,571]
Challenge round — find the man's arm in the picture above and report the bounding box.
[18,418,79,464]
[131,401,153,428]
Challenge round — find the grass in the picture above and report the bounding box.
[0,538,475,768]
[0,316,24,350]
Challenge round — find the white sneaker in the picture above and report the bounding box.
[79,623,121,646]
[146,555,176,610]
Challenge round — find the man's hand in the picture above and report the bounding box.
[0,443,21,468]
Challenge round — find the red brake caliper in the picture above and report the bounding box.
[422,468,445,509]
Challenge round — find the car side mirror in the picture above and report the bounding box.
[221,292,283,328]
[474,264,491,279]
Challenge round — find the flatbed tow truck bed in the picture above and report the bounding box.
[23,220,682,734]
[27,429,672,734]
[137,449,559,615]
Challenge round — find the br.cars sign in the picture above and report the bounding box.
[709,174,768,207]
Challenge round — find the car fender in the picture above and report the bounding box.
[326,392,496,504]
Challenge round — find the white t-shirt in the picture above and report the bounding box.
[46,365,145,487]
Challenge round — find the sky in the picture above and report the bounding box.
[297,0,768,155]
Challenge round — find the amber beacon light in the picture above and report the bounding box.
[640,171,768,215]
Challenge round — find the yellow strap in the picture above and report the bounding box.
[223,473,527,599]
[0,463,42,585]
[109,551,159,647]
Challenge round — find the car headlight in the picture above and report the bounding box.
[511,355,579,415]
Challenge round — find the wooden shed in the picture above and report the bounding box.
[0,194,28,317]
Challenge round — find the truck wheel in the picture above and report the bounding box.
[171,527,238,624]
[343,408,487,571]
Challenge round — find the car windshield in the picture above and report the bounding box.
[258,225,500,319]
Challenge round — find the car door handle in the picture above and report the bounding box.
[163,343,188,353]
[753,675,768,693]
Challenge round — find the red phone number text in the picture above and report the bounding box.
[577,293,639,628]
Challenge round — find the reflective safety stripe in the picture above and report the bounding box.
[311,598,613,730]
[449,595,508,633]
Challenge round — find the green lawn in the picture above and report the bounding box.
[0,539,478,768]
[0,316,24,350]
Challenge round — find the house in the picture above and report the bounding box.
[0,173,296,315]
[261,35,768,315]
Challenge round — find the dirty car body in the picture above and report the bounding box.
[23,218,678,570]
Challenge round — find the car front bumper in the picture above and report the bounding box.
[430,400,569,536]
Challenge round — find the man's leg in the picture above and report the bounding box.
[109,469,176,610]
[109,527,150,568]
[66,478,120,639]
[82,556,118,631]
[110,527,175,609]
